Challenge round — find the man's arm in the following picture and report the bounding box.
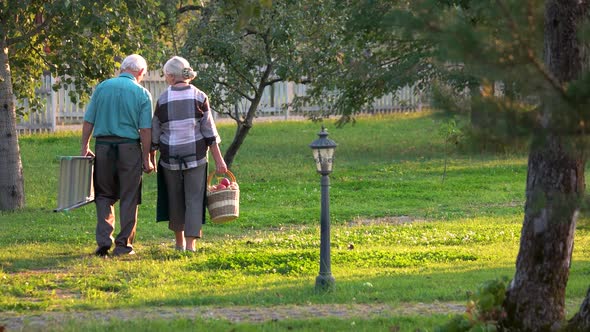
[139,128,154,173]
[81,121,95,157]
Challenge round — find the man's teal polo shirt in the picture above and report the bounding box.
[84,73,153,139]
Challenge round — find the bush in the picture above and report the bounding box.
[435,277,509,332]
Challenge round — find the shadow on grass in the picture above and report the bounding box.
[1,251,95,273]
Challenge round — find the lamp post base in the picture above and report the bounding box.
[315,274,335,292]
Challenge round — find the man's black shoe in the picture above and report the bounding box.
[94,246,110,257]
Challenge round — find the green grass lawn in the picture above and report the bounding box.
[1,112,589,331]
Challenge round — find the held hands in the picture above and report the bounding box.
[142,151,157,174]
[142,152,156,174]
[149,151,157,173]
[142,158,154,174]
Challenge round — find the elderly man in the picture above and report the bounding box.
[80,54,154,257]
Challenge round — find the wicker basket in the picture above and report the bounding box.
[206,170,240,223]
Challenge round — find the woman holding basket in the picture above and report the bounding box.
[150,56,227,252]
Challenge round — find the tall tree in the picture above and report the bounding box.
[181,0,434,166]
[359,0,590,329]
[323,0,590,329]
[0,1,202,211]
[502,1,590,330]
[182,0,324,167]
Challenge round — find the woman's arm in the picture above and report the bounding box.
[209,143,227,174]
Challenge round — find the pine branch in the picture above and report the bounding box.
[496,0,567,99]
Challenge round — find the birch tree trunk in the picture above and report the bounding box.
[0,42,25,210]
[500,1,588,330]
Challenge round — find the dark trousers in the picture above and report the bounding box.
[93,137,142,255]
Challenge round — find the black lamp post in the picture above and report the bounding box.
[309,126,337,292]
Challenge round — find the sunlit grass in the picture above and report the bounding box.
[1,112,589,331]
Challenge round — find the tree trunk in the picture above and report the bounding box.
[0,42,25,211]
[469,79,486,129]
[223,120,252,168]
[501,137,582,330]
[500,1,588,330]
[223,92,262,168]
[223,64,273,168]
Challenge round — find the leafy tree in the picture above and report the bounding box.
[181,0,436,167]
[0,0,279,211]
[0,0,194,211]
[299,1,437,123]
[182,0,335,167]
[329,1,542,146]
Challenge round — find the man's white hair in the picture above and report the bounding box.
[163,56,196,80]
[120,54,147,72]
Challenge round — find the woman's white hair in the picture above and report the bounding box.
[163,56,196,80]
[120,54,148,72]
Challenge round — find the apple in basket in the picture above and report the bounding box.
[220,177,231,187]
[216,184,227,190]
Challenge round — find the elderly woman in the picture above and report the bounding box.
[151,56,227,252]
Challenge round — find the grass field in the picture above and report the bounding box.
[1,112,590,331]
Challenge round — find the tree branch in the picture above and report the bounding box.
[262,27,272,64]
[264,77,283,86]
[178,5,203,14]
[28,41,56,70]
[227,60,258,92]
[6,14,53,46]
[257,28,278,88]
[213,79,254,102]
[293,77,312,85]
[496,0,567,99]
[243,28,259,36]
[159,4,204,28]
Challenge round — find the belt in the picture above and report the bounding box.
[170,153,197,170]
[96,138,140,172]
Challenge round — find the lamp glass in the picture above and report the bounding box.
[312,147,335,173]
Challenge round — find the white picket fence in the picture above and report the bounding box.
[16,71,429,133]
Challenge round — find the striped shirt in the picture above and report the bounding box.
[151,85,221,170]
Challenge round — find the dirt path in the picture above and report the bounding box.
[0,302,464,330]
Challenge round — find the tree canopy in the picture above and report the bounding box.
[181,0,347,165]
[3,0,176,111]
[0,0,202,210]
[300,1,435,122]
